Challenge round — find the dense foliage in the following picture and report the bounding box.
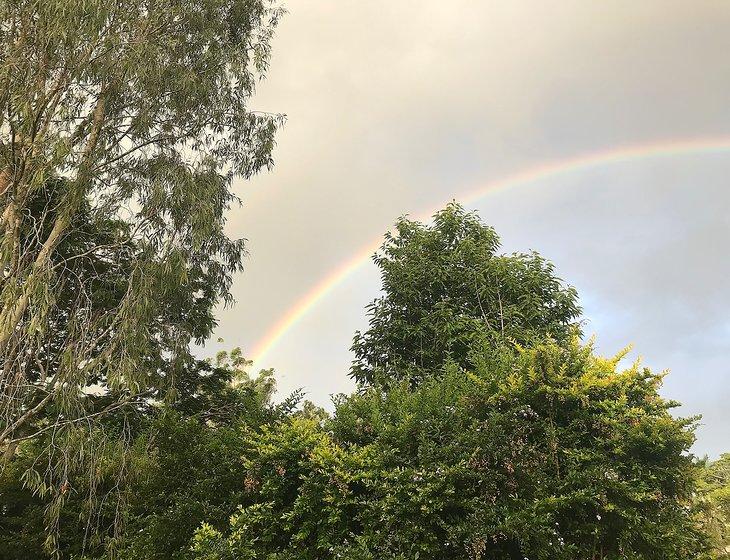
[191,341,706,560]
[1,204,723,560]
[0,349,293,559]
[0,0,283,494]
[697,454,730,559]
[0,199,722,560]
[0,3,724,559]
[351,203,581,387]
[184,207,712,560]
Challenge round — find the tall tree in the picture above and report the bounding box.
[188,208,708,560]
[351,203,581,387]
[0,0,283,452]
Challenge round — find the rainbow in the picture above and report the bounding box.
[250,136,730,366]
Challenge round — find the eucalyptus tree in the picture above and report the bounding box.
[0,3,284,549]
[0,0,283,452]
[0,348,298,560]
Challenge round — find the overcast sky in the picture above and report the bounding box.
[208,1,730,457]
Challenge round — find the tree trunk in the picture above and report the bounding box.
[0,95,105,353]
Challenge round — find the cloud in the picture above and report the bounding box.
[210,0,730,456]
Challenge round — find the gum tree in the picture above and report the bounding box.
[0,0,283,453]
[0,2,284,549]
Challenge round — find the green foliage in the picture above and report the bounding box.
[106,357,300,560]
[0,350,293,560]
[0,422,155,559]
[1,1,284,550]
[697,454,730,559]
[0,443,47,558]
[0,0,284,461]
[1,179,235,436]
[109,415,251,560]
[191,340,707,560]
[1,183,720,560]
[351,203,581,387]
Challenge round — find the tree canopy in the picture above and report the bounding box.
[697,454,730,559]
[0,4,725,559]
[0,203,719,560]
[351,203,581,387]
[192,341,706,560]
[1,0,284,452]
[0,348,295,559]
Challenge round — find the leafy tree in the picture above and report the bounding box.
[0,0,283,452]
[189,210,707,560]
[351,203,581,387]
[0,1,283,550]
[102,352,301,560]
[696,454,730,559]
[0,176,252,554]
[0,349,294,560]
[0,443,47,559]
[191,340,707,560]
[1,179,223,453]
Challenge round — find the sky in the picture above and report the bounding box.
[208,1,730,457]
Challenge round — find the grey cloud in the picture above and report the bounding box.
[208,0,730,456]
